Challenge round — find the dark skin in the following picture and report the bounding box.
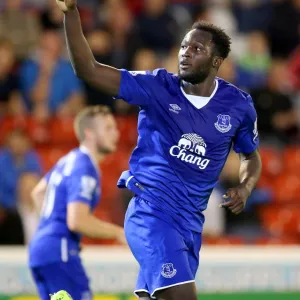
[220,151,262,214]
[57,1,262,299]
[178,29,222,96]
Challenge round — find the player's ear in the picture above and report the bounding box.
[213,57,223,69]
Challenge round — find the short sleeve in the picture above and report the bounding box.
[114,69,166,106]
[233,96,259,154]
[66,166,97,207]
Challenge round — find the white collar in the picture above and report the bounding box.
[180,79,218,109]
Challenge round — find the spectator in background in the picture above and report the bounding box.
[22,0,48,9]
[267,0,300,58]
[94,0,124,27]
[237,31,271,91]
[217,56,237,85]
[136,0,178,57]
[195,1,237,38]
[39,0,64,31]
[288,46,300,91]
[163,47,179,74]
[132,48,159,71]
[232,0,273,33]
[0,38,25,117]
[83,29,116,111]
[0,0,41,60]
[288,47,300,136]
[106,3,139,68]
[124,0,143,15]
[0,129,42,245]
[20,30,85,119]
[115,48,160,115]
[251,60,299,145]
[95,1,138,68]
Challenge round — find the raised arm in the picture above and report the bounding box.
[57,0,121,96]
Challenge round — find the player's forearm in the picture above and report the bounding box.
[33,195,45,214]
[31,179,47,213]
[63,8,121,95]
[71,215,123,240]
[239,150,262,194]
[64,8,96,80]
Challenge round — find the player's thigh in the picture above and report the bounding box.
[125,199,195,295]
[155,281,197,300]
[30,267,51,300]
[153,233,201,300]
[125,198,187,263]
[38,260,91,300]
[136,291,151,300]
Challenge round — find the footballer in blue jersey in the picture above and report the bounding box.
[29,106,125,300]
[59,1,262,299]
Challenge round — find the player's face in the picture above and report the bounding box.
[92,114,119,154]
[178,29,215,84]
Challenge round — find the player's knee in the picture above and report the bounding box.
[136,291,151,300]
[154,282,197,300]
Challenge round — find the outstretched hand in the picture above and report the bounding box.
[219,184,250,214]
[56,0,77,12]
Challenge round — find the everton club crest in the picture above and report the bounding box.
[214,114,232,133]
[161,263,177,278]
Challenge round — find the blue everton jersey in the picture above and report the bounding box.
[29,146,100,267]
[116,69,259,232]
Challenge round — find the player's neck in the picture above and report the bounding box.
[181,75,216,97]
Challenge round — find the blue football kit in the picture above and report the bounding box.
[29,146,100,300]
[116,69,259,297]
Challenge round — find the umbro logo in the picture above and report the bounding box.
[169,104,181,114]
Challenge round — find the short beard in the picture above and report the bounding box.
[178,69,210,84]
[97,147,112,155]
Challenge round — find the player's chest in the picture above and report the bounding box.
[158,96,242,146]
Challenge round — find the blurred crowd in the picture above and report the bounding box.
[0,0,299,246]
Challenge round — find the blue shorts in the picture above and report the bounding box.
[30,259,91,300]
[125,197,202,298]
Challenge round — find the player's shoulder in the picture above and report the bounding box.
[72,148,93,168]
[74,147,99,176]
[125,68,179,90]
[152,68,177,80]
[53,148,96,178]
[129,68,177,80]
[150,68,179,93]
[217,77,254,108]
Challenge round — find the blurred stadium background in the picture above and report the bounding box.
[0,0,299,299]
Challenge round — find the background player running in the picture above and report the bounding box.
[56,1,262,299]
[29,105,125,300]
